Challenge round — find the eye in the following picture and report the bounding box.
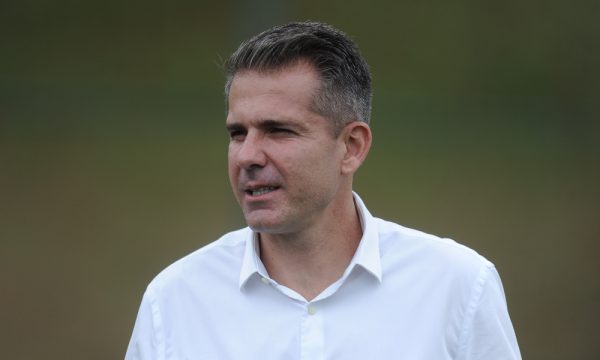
[268,127,294,135]
[228,129,246,141]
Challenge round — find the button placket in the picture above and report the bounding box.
[300,303,324,360]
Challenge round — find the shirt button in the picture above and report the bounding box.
[261,277,269,285]
[307,305,317,315]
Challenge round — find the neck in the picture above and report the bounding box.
[258,191,362,301]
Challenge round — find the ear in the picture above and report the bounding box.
[340,121,372,175]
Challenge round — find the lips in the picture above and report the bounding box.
[246,186,277,196]
[243,184,281,197]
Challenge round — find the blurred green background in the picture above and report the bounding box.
[1,0,598,359]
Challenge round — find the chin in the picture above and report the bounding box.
[243,208,283,232]
[244,216,288,234]
[246,221,280,233]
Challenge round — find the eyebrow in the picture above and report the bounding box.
[226,119,305,132]
[225,122,245,133]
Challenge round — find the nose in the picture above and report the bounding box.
[234,132,267,170]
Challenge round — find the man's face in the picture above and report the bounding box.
[226,62,347,234]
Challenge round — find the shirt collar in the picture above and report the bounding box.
[238,192,382,290]
[350,192,383,283]
[238,230,267,289]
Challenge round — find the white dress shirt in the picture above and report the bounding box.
[126,193,521,359]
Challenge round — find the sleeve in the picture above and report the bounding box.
[125,286,165,360]
[456,265,522,360]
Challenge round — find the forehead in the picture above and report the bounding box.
[227,62,321,121]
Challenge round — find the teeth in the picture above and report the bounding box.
[250,187,276,196]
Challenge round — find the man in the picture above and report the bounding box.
[126,22,521,359]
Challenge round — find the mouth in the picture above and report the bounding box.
[244,186,280,197]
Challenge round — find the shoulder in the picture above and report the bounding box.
[373,217,503,332]
[373,218,520,358]
[374,217,493,282]
[145,227,251,294]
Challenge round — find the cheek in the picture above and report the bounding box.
[227,144,239,167]
[227,151,238,186]
[294,146,340,183]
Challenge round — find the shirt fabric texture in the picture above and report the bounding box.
[126,193,521,359]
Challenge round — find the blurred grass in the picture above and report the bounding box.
[1,0,599,359]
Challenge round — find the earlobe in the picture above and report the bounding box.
[341,122,372,175]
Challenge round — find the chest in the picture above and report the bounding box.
[160,278,462,360]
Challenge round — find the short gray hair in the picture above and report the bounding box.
[225,21,372,135]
